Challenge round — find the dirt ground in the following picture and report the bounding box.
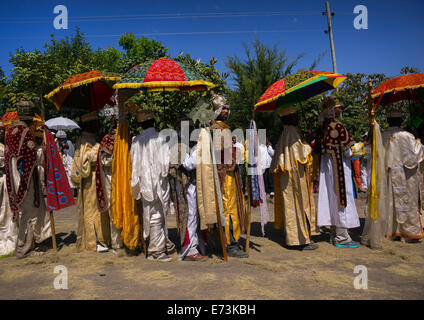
[0,192,423,300]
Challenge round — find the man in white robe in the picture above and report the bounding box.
[0,122,18,256]
[382,110,424,242]
[317,97,360,247]
[56,130,76,196]
[131,110,175,261]
[177,143,207,260]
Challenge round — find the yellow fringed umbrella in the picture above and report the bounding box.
[44,70,120,111]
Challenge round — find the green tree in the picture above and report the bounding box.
[0,67,9,114]
[400,66,420,75]
[333,72,388,141]
[117,33,168,74]
[93,46,123,74]
[7,49,63,118]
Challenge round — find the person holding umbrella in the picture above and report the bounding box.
[209,94,248,258]
[382,108,424,243]
[71,111,111,252]
[56,130,76,197]
[130,109,176,262]
[4,97,52,258]
[316,96,360,248]
[0,121,18,257]
[270,106,319,250]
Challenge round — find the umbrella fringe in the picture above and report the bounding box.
[113,80,215,90]
[371,83,424,98]
[44,76,121,100]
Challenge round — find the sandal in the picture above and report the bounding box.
[334,241,360,248]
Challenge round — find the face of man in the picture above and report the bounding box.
[335,106,342,118]
[218,107,229,121]
[84,120,100,134]
[232,136,236,144]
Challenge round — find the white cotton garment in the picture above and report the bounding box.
[130,127,170,240]
[317,148,360,229]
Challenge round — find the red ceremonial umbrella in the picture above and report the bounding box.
[113,57,216,92]
[371,73,424,108]
[44,70,121,111]
[1,111,43,131]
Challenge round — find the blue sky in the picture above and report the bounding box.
[0,0,423,86]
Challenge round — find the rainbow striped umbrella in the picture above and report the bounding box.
[254,70,347,112]
[113,57,215,92]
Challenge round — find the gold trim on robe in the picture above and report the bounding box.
[270,125,319,246]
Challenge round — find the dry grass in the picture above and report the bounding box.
[2,197,424,300]
[385,263,422,277]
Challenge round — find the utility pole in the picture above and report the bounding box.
[323,1,337,73]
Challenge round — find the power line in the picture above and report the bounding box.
[0,29,324,40]
[1,27,423,41]
[0,10,422,23]
[0,10,322,23]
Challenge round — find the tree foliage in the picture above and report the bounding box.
[2,28,422,145]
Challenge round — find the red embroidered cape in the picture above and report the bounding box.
[321,119,354,208]
[95,134,115,212]
[5,123,38,220]
[44,128,75,211]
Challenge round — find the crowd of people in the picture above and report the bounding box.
[0,93,423,261]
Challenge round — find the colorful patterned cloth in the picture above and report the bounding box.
[5,123,38,220]
[44,128,75,211]
[372,73,424,107]
[246,120,269,235]
[321,119,354,208]
[114,57,215,91]
[255,70,346,112]
[95,133,115,212]
[44,70,120,110]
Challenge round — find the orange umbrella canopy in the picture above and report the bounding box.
[44,70,120,111]
[1,111,43,131]
[371,73,424,107]
[1,111,19,125]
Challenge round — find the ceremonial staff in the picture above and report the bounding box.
[367,78,378,220]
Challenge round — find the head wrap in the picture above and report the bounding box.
[319,96,337,125]
[210,94,230,118]
[56,130,67,139]
[136,109,154,122]
[16,96,37,121]
[277,105,296,117]
[81,111,99,123]
[386,109,403,119]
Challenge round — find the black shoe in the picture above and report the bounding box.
[301,242,318,251]
[227,247,249,258]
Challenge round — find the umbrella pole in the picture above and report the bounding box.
[50,211,57,251]
[207,125,228,261]
[245,171,252,254]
